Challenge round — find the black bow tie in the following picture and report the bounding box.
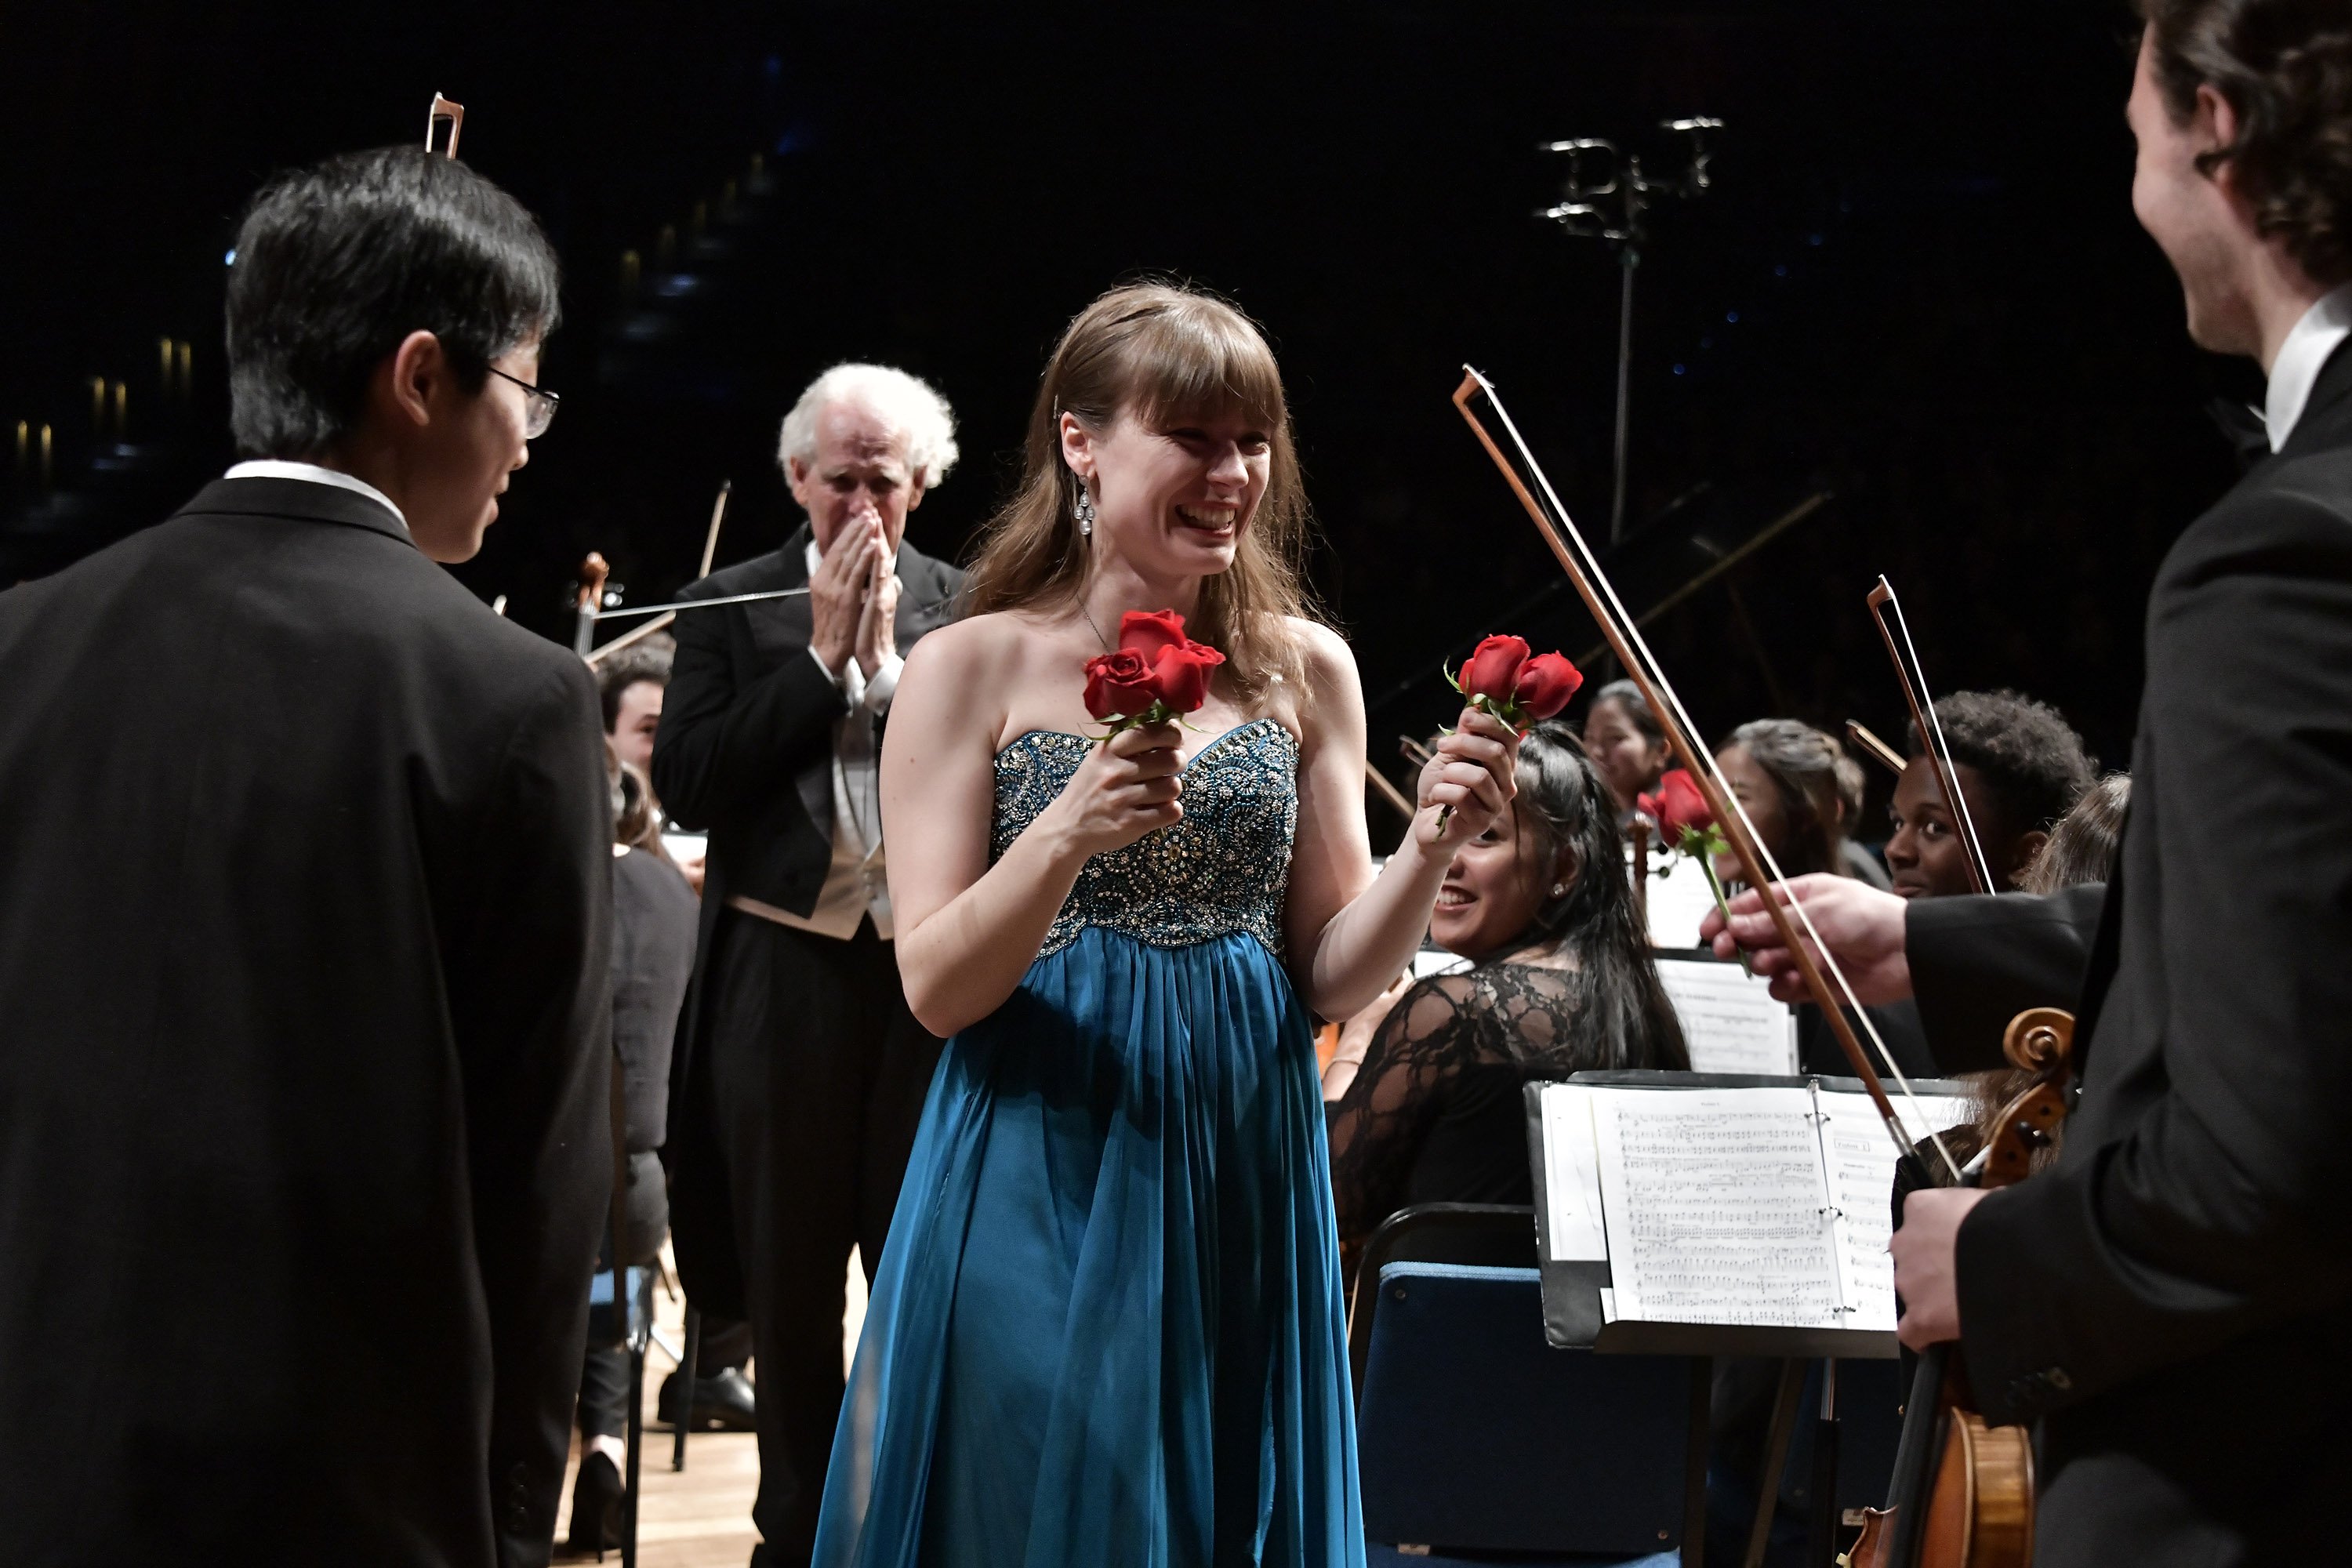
[2206,397,2271,470]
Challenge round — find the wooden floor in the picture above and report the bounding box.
[552,1248,868,1567]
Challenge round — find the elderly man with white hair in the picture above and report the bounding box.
[654,362,964,1567]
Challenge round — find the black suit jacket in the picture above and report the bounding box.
[0,478,614,1568]
[650,524,961,1316]
[1906,344,2352,1564]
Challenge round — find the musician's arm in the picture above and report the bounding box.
[1904,886,2107,1073]
[1956,496,2352,1425]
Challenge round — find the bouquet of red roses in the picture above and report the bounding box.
[1083,608,1225,733]
[1432,634,1582,830]
[1638,768,1744,967]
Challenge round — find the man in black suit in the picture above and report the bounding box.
[1706,3,2352,1559]
[655,363,962,1566]
[0,150,611,1565]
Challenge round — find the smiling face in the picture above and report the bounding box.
[1432,797,1573,961]
[403,339,540,564]
[1065,405,1270,583]
[788,399,925,555]
[2127,25,2261,357]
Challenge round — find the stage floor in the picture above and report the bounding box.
[551,1247,867,1566]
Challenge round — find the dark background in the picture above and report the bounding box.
[0,1,2250,840]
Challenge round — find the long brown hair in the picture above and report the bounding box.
[960,281,1319,699]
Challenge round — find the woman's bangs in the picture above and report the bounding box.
[1123,310,1287,436]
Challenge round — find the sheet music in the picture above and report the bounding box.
[1587,1087,1844,1327]
[1654,958,1798,1076]
[1813,1087,1976,1332]
[1535,1086,1609,1261]
[1628,844,1722,949]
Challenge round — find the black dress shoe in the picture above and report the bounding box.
[562,1450,622,1559]
[658,1365,759,1432]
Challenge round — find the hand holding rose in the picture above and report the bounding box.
[1427,633,1579,837]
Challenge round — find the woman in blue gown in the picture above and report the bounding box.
[812,283,1525,1567]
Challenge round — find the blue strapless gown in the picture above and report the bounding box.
[812,719,1364,1568]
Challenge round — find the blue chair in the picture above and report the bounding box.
[1353,1207,1690,1567]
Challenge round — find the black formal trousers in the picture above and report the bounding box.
[699,908,939,1565]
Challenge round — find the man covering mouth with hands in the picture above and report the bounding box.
[652,363,967,1566]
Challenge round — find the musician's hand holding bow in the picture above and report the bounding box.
[1700,873,1913,1005]
[1892,1187,1989,1350]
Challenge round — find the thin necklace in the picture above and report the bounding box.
[1080,600,1113,652]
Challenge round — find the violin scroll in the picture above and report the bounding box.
[1981,1007,2075,1192]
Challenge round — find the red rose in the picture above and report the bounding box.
[1511,652,1583,720]
[1083,648,1160,720]
[1458,634,1530,702]
[1151,641,1225,713]
[1117,608,1190,663]
[1637,768,1713,845]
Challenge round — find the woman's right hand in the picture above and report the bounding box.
[1040,720,1185,860]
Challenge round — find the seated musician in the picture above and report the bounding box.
[2018,772,2129,896]
[1581,677,1671,820]
[1704,13,2352,1555]
[1885,689,2096,898]
[565,748,699,1554]
[1900,775,2132,1195]
[1715,718,1933,1076]
[1715,717,1892,891]
[1322,724,1687,1273]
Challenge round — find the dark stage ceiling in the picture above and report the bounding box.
[0,2,2246,815]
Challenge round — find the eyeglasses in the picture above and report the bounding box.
[487,365,561,439]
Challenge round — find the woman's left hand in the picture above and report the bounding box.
[1414,706,1521,848]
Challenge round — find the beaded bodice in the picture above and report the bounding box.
[991,718,1300,959]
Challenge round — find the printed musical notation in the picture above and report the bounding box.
[1588,1087,1846,1327]
[1653,958,1799,1076]
[1817,1091,1973,1332]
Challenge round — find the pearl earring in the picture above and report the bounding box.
[1073,483,1095,537]
[1549,883,1567,897]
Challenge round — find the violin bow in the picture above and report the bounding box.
[1867,577,1995,895]
[1453,368,1958,1176]
[426,93,464,158]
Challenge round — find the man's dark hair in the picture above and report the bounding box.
[2137,0,2352,285]
[226,146,561,459]
[1907,690,2097,840]
[596,637,674,733]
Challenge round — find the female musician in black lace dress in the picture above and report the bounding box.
[1324,724,1687,1263]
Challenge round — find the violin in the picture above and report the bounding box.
[1842,1005,2077,1568]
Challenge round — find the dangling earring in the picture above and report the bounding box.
[1073,481,1095,538]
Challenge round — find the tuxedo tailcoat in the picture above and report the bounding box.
[0,477,615,1567]
[652,523,958,1562]
[1904,342,2352,1565]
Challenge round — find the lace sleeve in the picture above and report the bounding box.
[1327,973,1501,1245]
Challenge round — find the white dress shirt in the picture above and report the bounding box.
[223,459,408,531]
[2265,282,2352,452]
[725,537,904,941]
